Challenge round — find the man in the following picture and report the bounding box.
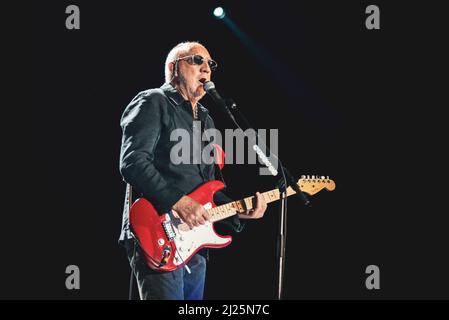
[119,41,267,300]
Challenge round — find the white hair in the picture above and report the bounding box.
[164,41,205,83]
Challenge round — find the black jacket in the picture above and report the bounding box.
[118,83,244,244]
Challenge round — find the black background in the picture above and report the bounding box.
[17,0,448,299]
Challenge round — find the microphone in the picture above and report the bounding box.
[203,81,236,122]
[203,80,223,101]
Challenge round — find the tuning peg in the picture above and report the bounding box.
[301,175,306,179]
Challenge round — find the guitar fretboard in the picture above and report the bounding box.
[207,186,297,222]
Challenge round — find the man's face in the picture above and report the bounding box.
[175,46,214,99]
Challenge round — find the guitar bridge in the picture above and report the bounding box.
[162,219,176,241]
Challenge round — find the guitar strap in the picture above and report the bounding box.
[126,183,137,241]
[126,182,138,300]
[161,84,227,188]
[202,124,227,189]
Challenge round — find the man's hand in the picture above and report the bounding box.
[172,195,210,229]
[238,192,267,219]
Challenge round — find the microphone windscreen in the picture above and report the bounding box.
[203,81,216,92]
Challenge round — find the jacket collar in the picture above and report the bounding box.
[161,82,209,119]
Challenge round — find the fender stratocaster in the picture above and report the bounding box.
[129,175,336,272]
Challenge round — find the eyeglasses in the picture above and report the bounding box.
[176,54,218,71]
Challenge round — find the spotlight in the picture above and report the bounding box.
[213,7,225,19]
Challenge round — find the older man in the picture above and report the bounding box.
[119,41,267,300]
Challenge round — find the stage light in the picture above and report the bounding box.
[213,7,225,19]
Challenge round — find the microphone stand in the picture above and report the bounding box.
[221,98,310,300]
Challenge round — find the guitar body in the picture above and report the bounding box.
[129,180,233,272]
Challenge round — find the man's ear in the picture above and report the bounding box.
[172,61,178,77]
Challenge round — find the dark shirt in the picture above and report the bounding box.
[118,83,244,244]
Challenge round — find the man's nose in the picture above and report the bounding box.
[200,61,211,73]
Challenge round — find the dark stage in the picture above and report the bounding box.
[19,0,449,301]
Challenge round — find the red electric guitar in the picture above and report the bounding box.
[130,145,336,272]
[129,176,336,273]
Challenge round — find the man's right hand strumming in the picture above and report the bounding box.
[172,196,210,229]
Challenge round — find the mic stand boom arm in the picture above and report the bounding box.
[227,99,310,205]
[221,97,310,300]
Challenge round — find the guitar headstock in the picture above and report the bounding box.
[297,175,336,195]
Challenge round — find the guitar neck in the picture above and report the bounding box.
[208,186,297,223]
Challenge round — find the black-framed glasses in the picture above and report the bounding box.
[176,54,218,71]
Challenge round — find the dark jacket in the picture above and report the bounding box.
[118,83,244,244]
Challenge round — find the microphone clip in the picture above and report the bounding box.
[276,167,311,207]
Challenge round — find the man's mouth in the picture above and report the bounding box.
[199,78,207,84]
